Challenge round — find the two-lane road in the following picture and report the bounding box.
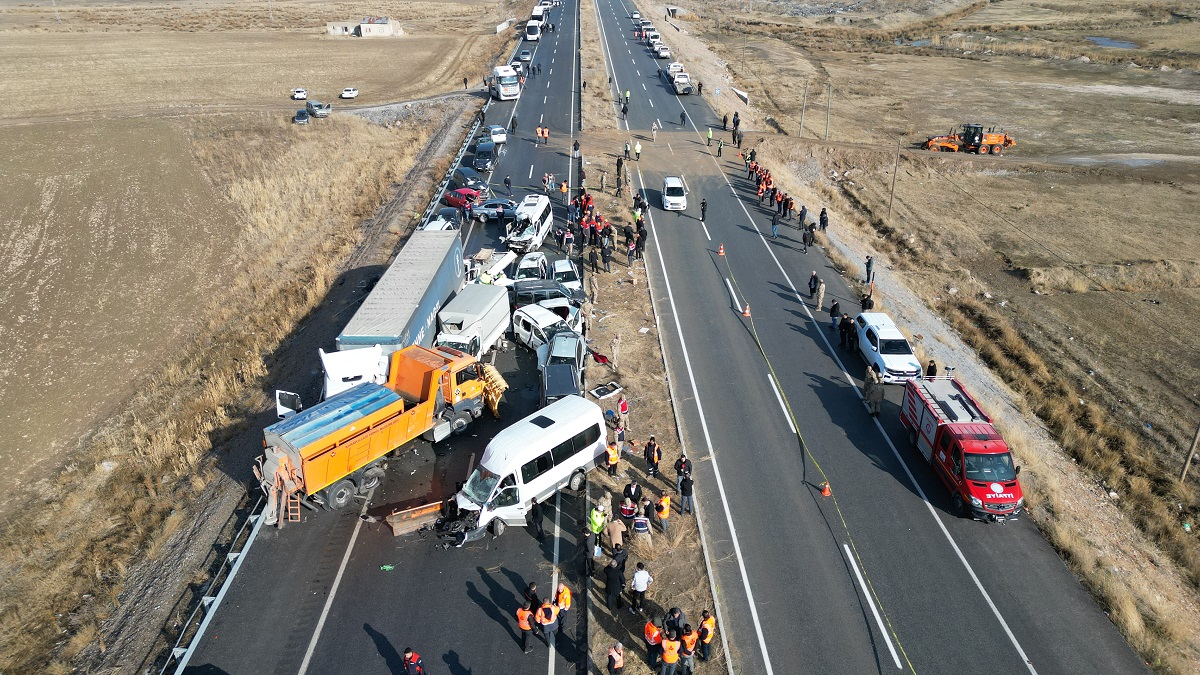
[592,0,1146,673]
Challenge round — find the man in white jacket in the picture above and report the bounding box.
[630,562,654,614]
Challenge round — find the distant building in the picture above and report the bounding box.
[326,16,403,37]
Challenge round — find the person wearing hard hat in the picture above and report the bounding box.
[589,502,608,535]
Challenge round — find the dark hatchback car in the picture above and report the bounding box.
[473,141,497,172]
[540,363,583,407]
[449,166,488,193]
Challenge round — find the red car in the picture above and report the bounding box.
[444,187,484,209]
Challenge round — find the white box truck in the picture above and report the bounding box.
[435,284,511,358]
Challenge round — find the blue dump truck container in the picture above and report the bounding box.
[336,230,465,352]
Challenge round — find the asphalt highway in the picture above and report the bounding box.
[184,0,1148,672]
[184,2,592,674]
[595,0,1147,673]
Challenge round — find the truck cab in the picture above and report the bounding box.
[900,378,1024,521]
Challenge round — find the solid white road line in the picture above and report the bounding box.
[767,375,797,434]
[296,494,373,675]
[844,544,903,669]
[637,167,776,675]
[699,116,1039,675]
[724,277,740,308]
[698,219,711,241]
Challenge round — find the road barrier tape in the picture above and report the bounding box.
[720,250,918,674]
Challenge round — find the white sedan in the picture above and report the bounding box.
[340,87,359,99]
[291,88,308,100]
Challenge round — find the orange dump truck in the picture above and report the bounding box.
[254,344,507,525]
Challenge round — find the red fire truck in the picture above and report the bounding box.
[900,377,1024,522]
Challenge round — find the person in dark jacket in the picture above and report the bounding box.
[530,497,545,541]
[402,648,427,674]
[829,300,841,331]
[589,246,601,274]
[612,542,629,574]
[673,454,692,493]
[664,607,687,636]
[808,272,819,298]
[604,560,625,609]
[583,525,598,576]
[820,207,829,230]
[623,479,643,504]
[679,474,694,514]
[601,243,613,273]
[838,314,854,349]
[635,230,647,260]
[860,293,875,310]
[926,360,939,378]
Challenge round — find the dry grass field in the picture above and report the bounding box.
[0,0,503,670]
[633,0,1200,669]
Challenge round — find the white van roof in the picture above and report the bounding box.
[479,396,601,475]
[515,193,551,218]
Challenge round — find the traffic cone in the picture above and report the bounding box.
[718,244,725,256]
[742,304,751,317]
[820,482,832,497]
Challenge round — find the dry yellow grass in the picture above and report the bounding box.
[0,110,462,671]
[580,0,617,130]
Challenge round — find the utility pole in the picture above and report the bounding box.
[1181,422,1200,482]
[741,35,747,72]
[887,138,901,219]
[799,78,809,138]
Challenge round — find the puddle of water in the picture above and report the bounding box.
[1085,36,1137,49]
[895,38,932,47]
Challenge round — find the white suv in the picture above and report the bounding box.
[854,312,922,383]
[662,176,688,210]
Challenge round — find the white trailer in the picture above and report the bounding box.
[435,284,512,358]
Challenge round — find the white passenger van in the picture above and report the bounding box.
[455,396,604,536]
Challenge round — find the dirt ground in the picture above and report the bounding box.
[628,0,1200,669]
[577,178,725,673]
[0,118,234,499]
[0,0,500,670]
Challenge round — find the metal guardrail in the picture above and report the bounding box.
[157,494,265,674]
[414,38,528,229]
[156,35,530,675]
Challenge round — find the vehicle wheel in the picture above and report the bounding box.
[978,145,990,155]
[569,471,585,491]
[451,412,472,435]
[325,479,357,510]
[358,467,386,493]
[492,519,506,537]
[928,145,940,152]
[951,493,966,517]
[991,145,1004,155]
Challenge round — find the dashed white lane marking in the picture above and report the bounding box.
[767,375,797,434]
[642,83,647,90]
[528,164,534,179]
[698,219,711,241]
[649,99,654,108]
[724,277,740,307]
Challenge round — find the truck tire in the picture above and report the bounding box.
[325,479,357,510]
[978,145,990,155]
[358,467,386,493]
[951,493,966,517]
[569,471,585,491]
[451,411,472,435]
[928,145,940,152]
[991,145,1003,155]
[492,519,506,537]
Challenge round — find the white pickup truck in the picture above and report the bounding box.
[671,72,693,95]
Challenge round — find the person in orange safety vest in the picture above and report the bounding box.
[607,642,625,674]
[534,599,560,649]
[554,582,572,635]
[698,609,718,661]
[660,630,681,673]
[656,493,671,534]
[606,441,620,477]
[516,600,535,653]
[644,616,663,667]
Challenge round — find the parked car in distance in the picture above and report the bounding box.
[293,109,310,125]
[515,252,549,281]
[477,198,518,223]
[520,49,533,62]
[449,166,488,193]
[444,187,484,210]
[551,258,582,293]
[631,11,641,20]
[482,124,508,145]
[306,100,331,118]
[340,87,359,99]
[662,175,688,210]
[855,312,922,383]
[473,141,497,172]
[291,88,308,100]
[656,44,671,58]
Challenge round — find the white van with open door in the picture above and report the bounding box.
[454,396,605,536]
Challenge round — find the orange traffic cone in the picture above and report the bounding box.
[820,482,832,497]
[742,304,752,317]
[718,244,726,256]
